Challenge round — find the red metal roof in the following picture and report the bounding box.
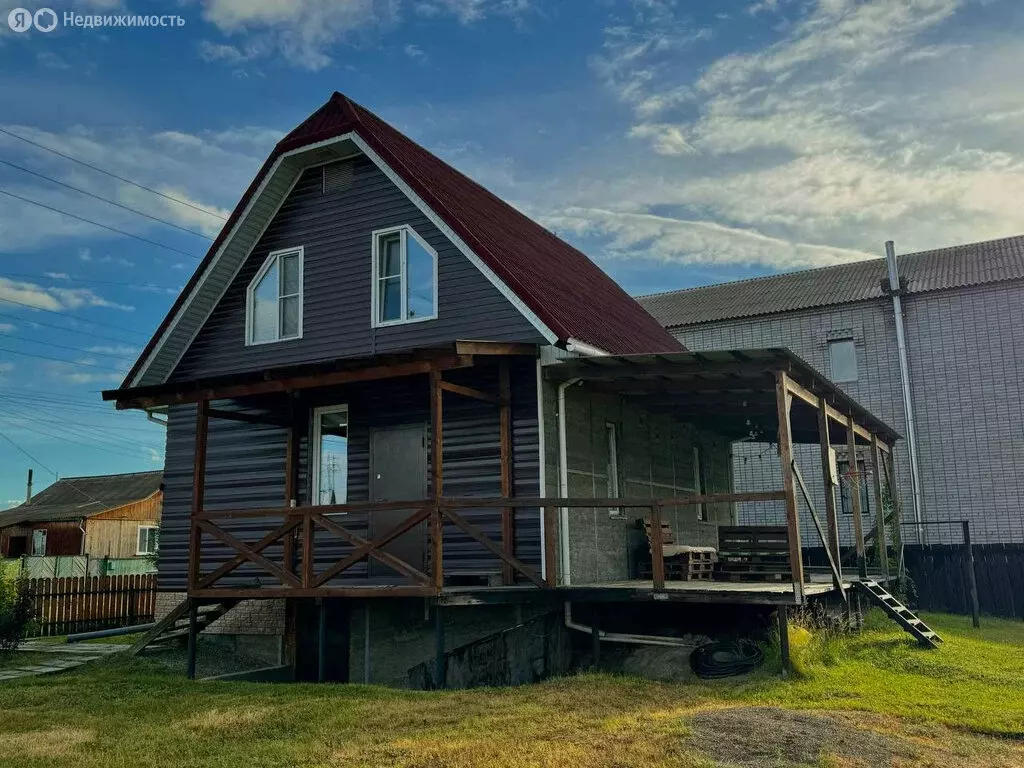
[124,93,681,386]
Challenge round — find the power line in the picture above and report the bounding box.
[0,344,126,372]
[0,333,135,360]
[0,272,179,292]
[0,126,228,222]
[0,426,57,477]
[0,187,203,261]
[0,310,142,346]
[0,296,150,336]
[0,157,215,240]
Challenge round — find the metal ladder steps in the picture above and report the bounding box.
[855,580,942,649]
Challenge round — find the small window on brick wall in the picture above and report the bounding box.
[828,338,858,382]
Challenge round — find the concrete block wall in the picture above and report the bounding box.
[544,379,734,585]
[155,591,285,635]
[347,599,553,687]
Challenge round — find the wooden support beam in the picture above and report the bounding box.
[317,598,327,683]
[113,355,474,410]
[847,414,867,578]
[817,398,842,571]
[188,400,209,593]
[499,360,514,586]
[207,408,291,428]
[454,340,537,357]
[301,514,314,589]
[195,518,301,589]
[197,520,302,589]
[283,403,299,577]
[778,606,791,677]
[791,459,845,602]
[186,598,198,680]
[650,502,666,590]
[438,380,500,404]
[870,435,888,579]
[430,370,443,500]
[312,510,432,587]
[785,376,873,441]
[440,506,545,588]
[775,371,805,603]
[431,505,443,591]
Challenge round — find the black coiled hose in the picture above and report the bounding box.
[689,640,764,679]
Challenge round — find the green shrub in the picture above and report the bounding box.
[0,574,34,651]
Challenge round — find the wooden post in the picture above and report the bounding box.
[885,450,905,579]
[283,407,298,576]
[301,515,314,589]
[846,415,867,579]
[499,361,514,585]
[962,520,981,629]
[650,502,666,590]
[543,505,557,587]
[870,436,888,580]
[775,372,805,603]
[189,400,210,593]
[778,606,791,677]
[817,399,842,577]
[317,598,327,683]
[430,370,444,589]
[186,598,198,680]
[433,605,446,689]
[431,505,443,592]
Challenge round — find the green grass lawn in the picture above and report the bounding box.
[0,612,1021,767]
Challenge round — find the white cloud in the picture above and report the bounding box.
[196,0,532,70]
[0,278,131,312]
[0,324,14,333]
[404,43,426,60]
[85,345,138,356]
[542,206,875,269]
[566,0,1024,271]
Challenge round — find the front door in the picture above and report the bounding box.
[369,424,427,578]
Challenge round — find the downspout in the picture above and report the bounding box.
[563,603,694,648]
[557,377,580,585]
[885,241,925,544]
[535,359,548,584]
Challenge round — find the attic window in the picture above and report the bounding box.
[371,225,438,327]
[246,247,303,345]
[323,160,354,194]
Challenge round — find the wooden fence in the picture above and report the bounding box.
[904,544,1024,619]
[24,574,157,637]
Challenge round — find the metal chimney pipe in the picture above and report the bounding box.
[885,241,924,544]
[25,468,33,504]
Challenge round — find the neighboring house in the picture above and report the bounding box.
[0,471,163,559]
[102,93,899,685]
[640,236,1024,546]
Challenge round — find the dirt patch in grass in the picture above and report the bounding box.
[180,707,272,731]
[686,706,915,767]
[0,728,95,759]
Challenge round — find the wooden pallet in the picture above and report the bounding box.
[715,525,792,583]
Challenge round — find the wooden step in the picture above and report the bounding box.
[855,581,942,648]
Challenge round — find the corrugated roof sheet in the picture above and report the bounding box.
[0,471,162,527]
[639,235,1024,328]
[122,93,681,387]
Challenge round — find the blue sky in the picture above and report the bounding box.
[0,0,1022,506]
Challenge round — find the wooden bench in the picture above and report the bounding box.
[640,518,717,581]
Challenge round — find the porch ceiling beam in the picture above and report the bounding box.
[454,340,538,357]
[109,355,474,410]
[438,380,501,405]
[206,408,292,428]
[548,365,781,385]
[784,376,874,442]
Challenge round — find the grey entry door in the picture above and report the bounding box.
[369,424,427,578]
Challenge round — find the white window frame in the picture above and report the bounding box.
[370,225,438,328]
[137,525,159,556]
[245,246,304,346]
[31,529,46,556]
[311,404,349,508]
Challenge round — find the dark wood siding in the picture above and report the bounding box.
[171,156,545,381]
[156,359,541,590]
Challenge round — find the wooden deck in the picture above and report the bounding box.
[436,572,871,607]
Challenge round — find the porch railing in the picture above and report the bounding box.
[187,491,787,598]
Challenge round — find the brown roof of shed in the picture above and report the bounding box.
[122,92,681,387]
[0,471,162,527]
[639,235,1024,328]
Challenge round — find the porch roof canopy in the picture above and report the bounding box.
[544,348,901,447]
